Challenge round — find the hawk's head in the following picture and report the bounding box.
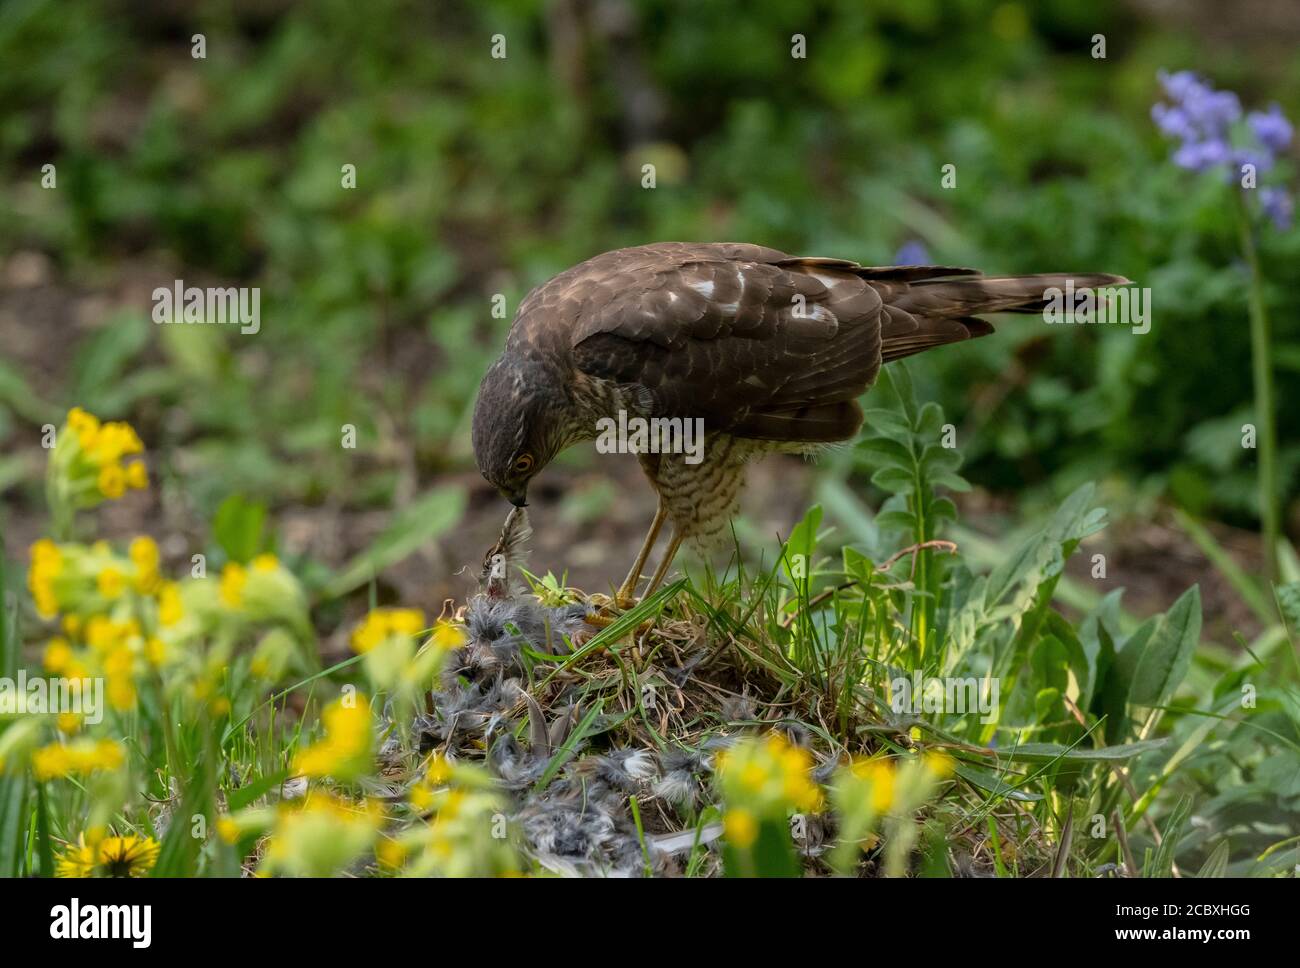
[472,354,567,507]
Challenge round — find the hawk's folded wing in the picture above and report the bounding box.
[564,243,989,442]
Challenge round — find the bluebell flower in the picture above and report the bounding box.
[1151,103,1197,143]
[1173,139,1231,173]
[1248,104,1293,154]
[1230,147,1276,175]
[893,240,930,265]
[1154,70,1294,230]
[1157,70,1204,103]
[1260,188,1294,230]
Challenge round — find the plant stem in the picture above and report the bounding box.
[1235,191,1280,585]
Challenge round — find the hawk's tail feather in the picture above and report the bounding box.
[881,317,994,363]
[902,272,1132,317]
[878,271,1130,361]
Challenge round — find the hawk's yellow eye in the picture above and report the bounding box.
[513,454,534,473]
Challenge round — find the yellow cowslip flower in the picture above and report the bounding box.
[57,834,159,878]
[43,637,73,674]
[31,538,61,567]
[740,762,769,791]
[259,791,384,878]
[350,607,427,654]
[57,712,82,734]
[850,758,896,814]
[409,755,456,812]
[250,552,279,572]
[96,567,125,600]
[216,817,240,844]
[293,694,374,781]
[145,637,167,666]
[107,676,137,713]
[719,732,825,817]
[128,535,159,571]
[61,614,82,639]
[723,808,759,849]
[125,460,148,490]
[86,615,115,652]
[31,738,125,781]
[97,463,126,499]
[88,421,143,464]
[922,749,956,779]
[389,608,426,637]
[128,536,161,593]
[376,837,408,870]
[157,581,184,626]
[103,643,134,677]
[67,407,100,445]
[430,620,466,652]
[27,540,63,619]
[218,562,247,608]
[86,616,137,655]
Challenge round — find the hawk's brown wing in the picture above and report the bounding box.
[564,243,988,442]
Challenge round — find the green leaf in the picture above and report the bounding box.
[953,763,1043,801]
[870,466,914,493]
[859,408,911,438]
[1100,616,1157,744]
[783,504,822,583]
[227,768,291,812]
[1129,585,1202,708]
[992,738,1167,763]
[212,494,267,563]
[0,774,28,877]
[1195,840,1230,878]
[857,438,913,468]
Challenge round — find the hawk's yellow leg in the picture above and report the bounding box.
[615,500,667,608]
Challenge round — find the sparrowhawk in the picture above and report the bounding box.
[472,242,1125,605]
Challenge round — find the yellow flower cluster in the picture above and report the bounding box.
[294,694,374,781]
[349,609,463,696]
[27,536,173,629]
[259,791,385,878]
[218,554,280,609]
[64,407,147,501]
[383,756,519,877]
[716,733,826,852]
[350,607,427,653]
[27,539,63,618]
[56,833,160,878]
[828,748,957,876]
[31,739,126,781]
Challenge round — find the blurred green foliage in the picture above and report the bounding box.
[1,0,1298,529]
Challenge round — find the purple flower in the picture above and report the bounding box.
[1151,103,1198,143]
[1173,138,1231,173]
[1187,88,1242,131]
[1260,188,1294,230]
[1154,70,1294,230]
[1158,70,1205,103]
[1248,104,1294,154]
[893,240,930,265]
[1230,148,1275,176]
